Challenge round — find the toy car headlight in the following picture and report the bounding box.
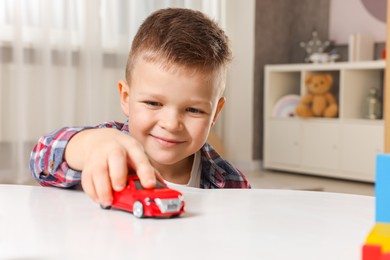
[144,197,155,205]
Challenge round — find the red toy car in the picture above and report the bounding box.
[101,175,185,218]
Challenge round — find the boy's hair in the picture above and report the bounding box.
[126,8,232,83]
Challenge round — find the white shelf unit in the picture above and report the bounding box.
[263,61,385,182]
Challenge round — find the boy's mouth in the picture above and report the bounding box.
[149,134,185,147]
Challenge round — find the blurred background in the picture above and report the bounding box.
[2,0,382,194]
[0,0,245,184]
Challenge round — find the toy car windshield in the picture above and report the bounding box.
[133,179,166,190]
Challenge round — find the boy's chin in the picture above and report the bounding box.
[150,157,182,166]
[148,153,193,167]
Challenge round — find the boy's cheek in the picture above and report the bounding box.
[188,122,211,140]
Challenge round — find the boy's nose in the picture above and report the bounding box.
[159,110,183,131]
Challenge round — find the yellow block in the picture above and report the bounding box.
[366,223,390,253]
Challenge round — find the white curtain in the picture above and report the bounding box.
[0,0,225,184]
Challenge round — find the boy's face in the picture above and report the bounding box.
[119,59,225,169]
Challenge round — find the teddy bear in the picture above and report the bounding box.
[295,73,338,118]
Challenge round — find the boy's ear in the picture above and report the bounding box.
[118,80,130,117]
[211,97,226,127]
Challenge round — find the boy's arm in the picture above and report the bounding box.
[30,121,157,207]
[29,126,91,188]
[29,122,122,187]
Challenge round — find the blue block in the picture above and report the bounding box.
[376,154,390,223]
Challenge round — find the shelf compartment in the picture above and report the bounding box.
[263,61,385,182]
[265,70,301,118]
[340,68,384,120]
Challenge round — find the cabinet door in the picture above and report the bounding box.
[301,122,340,170]
[341,123,383,179]
[268,120,301,165]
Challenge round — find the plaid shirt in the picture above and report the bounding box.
[30,121,251,189]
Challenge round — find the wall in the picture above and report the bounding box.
[253,0,331,161]
[222,0,257,170]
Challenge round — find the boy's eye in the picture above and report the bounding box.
[144,101,161,107]
[186,107,204,114]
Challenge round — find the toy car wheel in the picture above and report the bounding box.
[133,201,144,218]
[100,204,112,210]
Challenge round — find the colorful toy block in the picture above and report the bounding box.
[376,154,390,223]
[362,245,390,260]
[362,154,390,260]
[366,223,390,252]
[363,223,390,259]
[362,244,382,260]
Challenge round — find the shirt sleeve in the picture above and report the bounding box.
[29,127,88,187]
[200,143,251,189]
[29,121,125,188]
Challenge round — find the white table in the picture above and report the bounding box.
[0,185,374,259]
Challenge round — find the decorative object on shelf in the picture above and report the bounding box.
[348,33,374,61]
[308,49,339,63]
[272,94,301,118]
[299,31,338,63]
[295,73,338,118]
[365,87,382,119]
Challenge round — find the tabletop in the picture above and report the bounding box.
[0,184,374,260]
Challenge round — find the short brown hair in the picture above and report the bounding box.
[126,8,232,83]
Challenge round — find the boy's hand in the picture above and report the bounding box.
[65,128,157,206]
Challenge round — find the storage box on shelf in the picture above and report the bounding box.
[263,61,385,182]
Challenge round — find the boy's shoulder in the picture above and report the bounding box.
[200,143,250,189]
[96,121,129,133]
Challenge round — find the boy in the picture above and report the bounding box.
[30,8,250,207]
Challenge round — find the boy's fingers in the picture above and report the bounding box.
[93,165,113,207]
[137,164,157,189]
[108,151,128,191]
[125,144,156,189]
[81,167,98,203]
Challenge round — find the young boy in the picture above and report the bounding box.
[30,8,250,207]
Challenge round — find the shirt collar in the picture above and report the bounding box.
[121,120,130,133]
